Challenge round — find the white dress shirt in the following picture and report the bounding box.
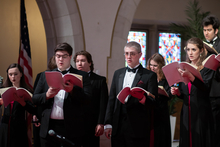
[50,67,70,119]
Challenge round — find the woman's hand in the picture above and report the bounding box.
[178,68,195,82]
[171,87,180,96]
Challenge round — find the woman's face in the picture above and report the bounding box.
[186,43,202,63]
[8,67,22,87]
[150,60,159,73]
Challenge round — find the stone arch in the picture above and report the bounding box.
[36,0,84,64]
[107,0,141,86]
[36,0,141,86]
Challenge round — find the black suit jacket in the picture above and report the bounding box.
[32,66,92,139]
[90,72,108,124]
[213,37,220,53]
[105,64,158,138]
[209,37,220,97]
[85,72,108,134]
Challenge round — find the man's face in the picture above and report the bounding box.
[203,24,218,41]
[124,47,142,68]
[75,55,91,72]
[55,51,72,71]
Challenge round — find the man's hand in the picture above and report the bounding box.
[0,98,3,105]
[139,95,146,105]
[63,81,74,93]
[105,128,112,139]
[95,124,104,136]
[46,87,59,99]
[33,115,41,127]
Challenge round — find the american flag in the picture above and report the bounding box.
[18,0,33,88]
[18,0,33,147]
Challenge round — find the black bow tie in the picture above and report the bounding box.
[57,69,70,75]
[127,67,138,73]
[207,40,214,45]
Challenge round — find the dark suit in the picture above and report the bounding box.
[208,37,220,147]
[105,64,158,147]
[32,66,92,147]
[33,72,43,147]
[83,72,108,147]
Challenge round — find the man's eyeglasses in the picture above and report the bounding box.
[124,52,140,57]
[55,54,69,59]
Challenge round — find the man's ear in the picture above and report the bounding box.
[215,29,219,36]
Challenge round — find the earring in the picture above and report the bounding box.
[200,54,201,57]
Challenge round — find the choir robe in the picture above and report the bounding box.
[178,67,215,147]
[154,79,172,147]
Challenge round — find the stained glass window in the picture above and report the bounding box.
[127,31,147,67]
[159,33,181,65]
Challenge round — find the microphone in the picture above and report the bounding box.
[48,130,75,146]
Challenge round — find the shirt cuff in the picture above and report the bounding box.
[104,124,112,130]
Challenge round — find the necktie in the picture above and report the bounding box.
[127,67,138,73]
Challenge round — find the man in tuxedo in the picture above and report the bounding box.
[74,50,109,147]
[32,42,92,147]
[202,15,220,147]
[202,15,220,54]
[104,41,158,147]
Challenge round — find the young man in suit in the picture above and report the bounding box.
[202,15,220,147]
[32,43,92,147]
[104,41,158,147]
[202,15,220,54]
[74,50,109,147]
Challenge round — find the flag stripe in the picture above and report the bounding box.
[19,48,33,77]
[18,1,33,147]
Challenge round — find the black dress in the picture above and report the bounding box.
[0,100,36,147]
[178,67,214,147]
[154,79,172,147]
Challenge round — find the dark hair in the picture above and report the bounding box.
[202,15,220,31]
[73,50,94,72]
[3,63,33,93]
[47,56,57,70]
[147,53,165,81]
[124,41,142,53]
[54,42,73,56]
[185,37,206,70]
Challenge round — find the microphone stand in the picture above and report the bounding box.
[48,130,75,147]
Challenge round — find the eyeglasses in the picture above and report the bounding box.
[124,52,140,57]
[55,54,69,59]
